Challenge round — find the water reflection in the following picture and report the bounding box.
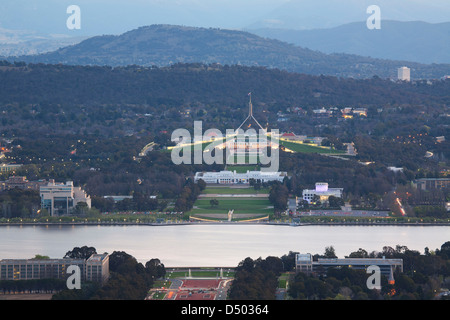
[0,224,448,267]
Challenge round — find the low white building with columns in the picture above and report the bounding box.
[194,170,287,184]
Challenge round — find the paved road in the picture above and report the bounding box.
[216,279,233,300]
[288,199,297,212]
[275,288,286,300]
[297,210,389,217]
[198,194,269,197]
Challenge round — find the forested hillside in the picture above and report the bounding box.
[0,62,448,217]
[7,25,450,79]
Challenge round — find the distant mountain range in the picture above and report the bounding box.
[245,0,450,30]
[250,21,450,65]
[3,0,450,36]
[5,24,450,79]
[0,27,87,57]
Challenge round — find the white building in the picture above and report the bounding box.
[302,182,343,204]
[398,66,411,82]
[40,180,91,216]
[194,170,287,184]
[86,253,110,284]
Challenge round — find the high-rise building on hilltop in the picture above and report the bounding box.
[398,66,411,82]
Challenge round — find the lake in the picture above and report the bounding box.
[0,224,448,267]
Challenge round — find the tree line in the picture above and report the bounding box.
[53,248,166,300]
[229,242,450,300]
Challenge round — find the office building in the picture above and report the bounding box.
[302,183,343,204]
[0,258,86,281]
[0,163,22,173]
[398,67,411,82]
[1,176,49,192]
[1,176,28,191]
[296,254,314,274]
[86,254,110,284]
[40,180,91,216]
[413,178,450,191]
[295,253,403,284]
[0,254,109,283]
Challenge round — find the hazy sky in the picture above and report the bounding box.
[0,0,449,37]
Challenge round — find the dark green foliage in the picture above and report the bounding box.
[229,256,283,300]
[287,243,450,300]
[174,179,202,212]
[0,189,40,218]
[64,246,97,260]
[269,182,289,211]
[52,249,166,300]
[414,206,448,219]
[0,279,67,295]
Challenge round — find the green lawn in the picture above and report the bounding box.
[191,198,273,215]
[202,186,270,194]
[225,153,270,165]
[226,165,260,173]
[167,270,235,279]
[192,185,273,218]
[153,279,171,288]
[278,273,291,289]
[151,291,166,299]
[169,137,226,152]
[278,279,287,289]
[167,136,343,157]
[279,140,342,154]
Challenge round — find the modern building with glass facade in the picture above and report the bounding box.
[40,180,91,216]
[295,253,403,284]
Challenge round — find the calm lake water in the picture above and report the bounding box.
[0,224,448,267]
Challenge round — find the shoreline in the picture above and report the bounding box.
[0,221,449,227]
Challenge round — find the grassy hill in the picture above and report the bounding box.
[279,140,343,154]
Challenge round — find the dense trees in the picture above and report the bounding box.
[0,279,67,295]
[0,63,449,138]
[289,268,388,300]
[0,189,40,218]
[286,243,450,300]
[64,246,97,260]
[280,151,395,201]
[413,206,448,219]
[229,243,450,300]
[52,249,166,300]
[269,182,289,212]
[174,178,204,213]
[229,256,283,300]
